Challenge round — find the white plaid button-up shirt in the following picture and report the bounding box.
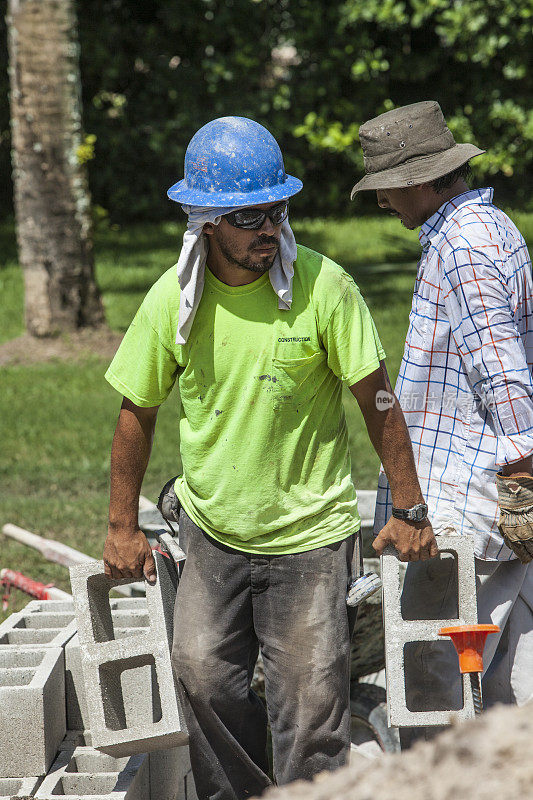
[374,188,533,560]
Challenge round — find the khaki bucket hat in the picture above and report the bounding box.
[351,100,485,197]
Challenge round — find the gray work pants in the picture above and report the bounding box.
[171,510,356,800]
[400,553,533,747]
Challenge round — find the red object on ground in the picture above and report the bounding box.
[439,624,500,673]
[0,568,63,609]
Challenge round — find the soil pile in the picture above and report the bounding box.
[262,701,532,800]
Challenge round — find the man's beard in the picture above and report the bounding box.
[219,236,279,273]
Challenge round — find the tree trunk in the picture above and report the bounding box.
[7,0,104,337]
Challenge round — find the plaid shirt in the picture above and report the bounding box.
[374,188,533,560]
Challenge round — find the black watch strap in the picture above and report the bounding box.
[391,502,428,522]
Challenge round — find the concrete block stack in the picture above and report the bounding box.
[0,552,195,799]
[34,745,149,800]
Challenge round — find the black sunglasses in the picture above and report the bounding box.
[223,201,289,230]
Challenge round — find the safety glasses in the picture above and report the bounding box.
[223,201,289,230]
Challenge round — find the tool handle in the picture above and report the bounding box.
[351,531,364,579]
[156,531,186,565]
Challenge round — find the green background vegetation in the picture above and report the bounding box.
[0,0,532,221]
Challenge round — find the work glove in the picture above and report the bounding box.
[496,474,533,563]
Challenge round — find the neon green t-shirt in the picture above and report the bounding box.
[105,244,385,554]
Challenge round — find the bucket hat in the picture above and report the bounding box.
[351,101,484,197]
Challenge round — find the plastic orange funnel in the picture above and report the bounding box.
[438,624,500,673]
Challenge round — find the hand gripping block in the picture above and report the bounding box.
[70,551,188,756]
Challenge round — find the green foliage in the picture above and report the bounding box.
[76,133,97,165]
[0,0,532,218]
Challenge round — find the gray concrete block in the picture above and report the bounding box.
[25,600,74,613]
[70,552,188,757]
[35,743,148,799]
[382,535,478,728]
[149,746,197,800]
[356,489,377,524]
[0,776,41,798]
[0,646,66,777]
[65,600,149,731]
[60,730,93,749]
[0,607,77,649]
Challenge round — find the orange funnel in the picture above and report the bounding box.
[438,624,500,673]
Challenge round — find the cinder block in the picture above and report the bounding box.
[35,743,148,799]
[0,776,41,798]
[0,646,66,777]
[65,600,149,731]
[382,535,478,728]
[70,552,188,756]
[149,746,197,800]
[0,607,77,648]
[25,600,75,613]
[60,729,94,749]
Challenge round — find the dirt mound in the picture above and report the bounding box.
[0,327,123,366]
[262,702,532,800]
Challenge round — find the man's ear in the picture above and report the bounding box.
[203,222,215,236]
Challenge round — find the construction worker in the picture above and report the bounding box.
[353,101,533,743]
[103,116,437,799]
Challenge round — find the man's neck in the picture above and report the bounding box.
[206,247,266,287]
[425,179,470,220]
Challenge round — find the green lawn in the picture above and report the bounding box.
[1,211,531,620]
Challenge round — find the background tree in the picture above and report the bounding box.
[1,0,532,224]
[7,0,104,336]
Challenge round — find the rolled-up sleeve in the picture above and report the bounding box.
[441,246,533,465]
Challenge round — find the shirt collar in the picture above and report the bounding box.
[419,187,494,249]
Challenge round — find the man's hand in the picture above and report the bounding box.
[372,517,439,561]
[496,473,533,563]
[103,526,157,583]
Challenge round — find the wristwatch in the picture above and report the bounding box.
[391,502,428,522]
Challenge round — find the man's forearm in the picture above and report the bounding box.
[366,399,424,507]
[108,399,158,532]
[350,364,423,507]
[350,364,438,560]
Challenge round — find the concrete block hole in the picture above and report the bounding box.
[65,751,130,772]
[0,650,43,668]
[13,612,75,629]
[0,667,35,686]
[403,640,464,712]
[87,575,149,643]
[49,773,121,795]
[0,627,64,645]
[400,551,459,621]
[99,654,163,731]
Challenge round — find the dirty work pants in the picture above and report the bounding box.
[400,554,533,747]
[171,509,356,800]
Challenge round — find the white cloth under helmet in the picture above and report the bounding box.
[175,204,296,344]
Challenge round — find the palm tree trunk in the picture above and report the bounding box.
[7,0,104,337]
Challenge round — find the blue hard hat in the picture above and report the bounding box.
[167,116,303,207]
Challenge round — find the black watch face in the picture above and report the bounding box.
[414,506,427,521]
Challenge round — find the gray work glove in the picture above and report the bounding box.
[496,474,533,563]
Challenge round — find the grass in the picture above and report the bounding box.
[1,210,531,621]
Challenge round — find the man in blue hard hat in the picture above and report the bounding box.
[103,116,437,798]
